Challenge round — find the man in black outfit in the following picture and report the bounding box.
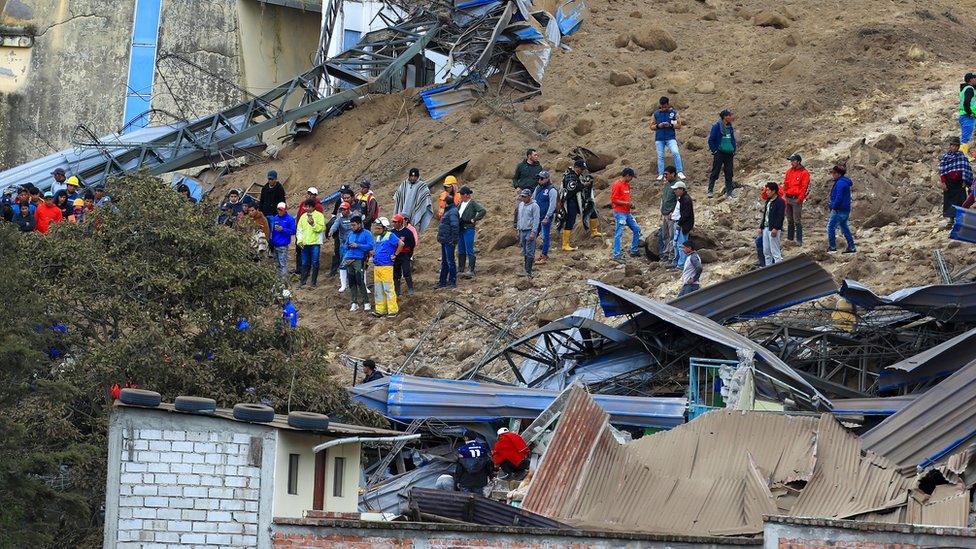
[361,359,384,384]
[259,170,286,217]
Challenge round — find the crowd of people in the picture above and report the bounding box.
[1,168,113,233]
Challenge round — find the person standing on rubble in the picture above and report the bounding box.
[653,96,686,181]
[269,202,296,280]
[611,167,641,262]
[782,154,810,245]
[259,170,286,218]
[370,217,402,317]
[515,189,540,277]
[827,164,856,254]
[329,201,354,292]
[677,240,703,297]
[533,171,559,264]
[296,198,326,287]
[960,73,976,157]
[437,190,460,288]
[345,215,374,311]
[391,214,416,296]
[357,180,380,227]
[659,166,679,263]
[939,136,972,227]
[437,176,462,220]
[512,148,544,193]
[457,186,486,279]
[493,428,530,480]
[455,430,492,495]
[294,187,324,274]
[707,109,737,198]
[393,167,434,233]
[760,182,786,265]
[671,182,695,268]
[559,159,603,252]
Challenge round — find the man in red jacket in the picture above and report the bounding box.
[493,428,530,479]
[34,191,64,233]
[782,154,810,245]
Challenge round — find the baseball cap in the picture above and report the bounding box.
[51,168,65,176]
[359,179,371,189]
[519,189,532,197]
[787,153,802,162]
[719,109,733,118]
[391,213,405,222]
[339,202,351,210]
[574,159,587,169]
[459,186,472,195]
[671,181,687,190]
[276,202,287,209]
[967,72,976,81]
[537,170,550,179]
[43,191,53,198]
[409,168,420,177]
[622,167,636,177]
[267,170,278,179]
[307,186,319,194]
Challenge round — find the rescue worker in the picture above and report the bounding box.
[457,186,486,279]
[437,175,462,220]
[512,148,544,192]
[558,159,602,251]
[391,214,417,296]
[455,430,492,495]
[370,217,402,317]
[782,154,810,244]
[534,171,558,264]
[357,180,379,227]
[493,428,530,479]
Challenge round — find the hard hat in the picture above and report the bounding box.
[377,216,390,228]
[66,176,81,187]
[444,175,458,186]
[72,198,85,207]
[282,289,292,299]
[497,427,510,435]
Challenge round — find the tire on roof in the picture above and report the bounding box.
[287,411,330,431]
[174,395,217,414]
[119,388,162,408]
[233,403,275,423]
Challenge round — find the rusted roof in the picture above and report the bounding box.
[407,488,569,529]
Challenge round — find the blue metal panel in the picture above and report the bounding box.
[122,0,163,132]
[950,205,976,244]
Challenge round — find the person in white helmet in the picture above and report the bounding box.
[492,427,530,480]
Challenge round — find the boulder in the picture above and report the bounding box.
[696,80,716,94]
[861,207,899,229]
[869,133,906,154]
[753,11,790,28]
[697,248,720,263]
[629,10,642,18]
[536,104,568,133]
[608,70,637,87]
[613,33,630,48]
[631,28,678,52]
[768,54,795,71]
[455,340,482,361]
[701,10,717,21]
[573,118,596,136]
[784,33,798,47]
[491,233,519,250]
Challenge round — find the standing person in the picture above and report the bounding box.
[269,202,297,280]
[64,176,83,202]
[294,187,324,274]
[939,136,972,227]
[652,96,685,180]
[13,202,35,232]
[259,170,286,217]
[66,199,86,223]
[760,182,786,265]
[54,191,72,220]
[671,182,695,268]
[455,430,492,496]
[493,428,530,479]
[371,218,402,317]
[296,199,326,286]
[457,186,486,279]
[437,196,460,288]
[782,154,810,245]
[34,191,63,234]
[93,186,112,208]
[659,166,679,263]
[677,240,703,297]
[11,187,36,217]
[327,185,355,277]
[515,189,540,277]
[754,183,783,267]
[826,164,856,253]
[329,202,354,291]
[50,168,67,196]
[280,289,299,329]
[960,73,976,157]
[344,216,375,311]
[611,168,642,261]
[437,176,462,220]
[361,359,384,384]
[512,148,544,193]
[557,159,588,252]
[391,214,417,296]
[357,180,380,227]
[706,109,737,198]
[393,167,434,233]
[533,171,558,264]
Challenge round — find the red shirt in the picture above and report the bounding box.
[34,202,64,233]
[610,178,632,214]
[782,166,810,200]
[493,432,530,467]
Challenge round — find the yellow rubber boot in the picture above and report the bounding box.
[590,218,606,238]
[964,142,973,160]
[561,229,577,251]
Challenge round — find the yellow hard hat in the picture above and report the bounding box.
[72,198,85,207]
[66,176,81,187]
[444,175,458,186]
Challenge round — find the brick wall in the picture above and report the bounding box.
[779,541,917,549]
[115,427,262,548]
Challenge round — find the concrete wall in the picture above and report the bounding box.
[763,516,976,549]
[323,440,361,513]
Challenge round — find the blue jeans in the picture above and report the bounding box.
[538,220,552,256]
[612,212,641,257]
[656,139,683,174]
[673,229,688,267]
[300,244,320,271]
[961,115,975,143]
[827,211,855,250]
[678,283,700,297]
[439,242,457,286]
[273,246,289,277]
[755,234,765,266]
[338,244,347,270]
[458,227,476,257]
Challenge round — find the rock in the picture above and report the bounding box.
[603,270,626,285]
[608,70,637,87]
[784,33,798,47]
[639,66,658,79]
[869,133,906,153]
[686,140,703,151]
[906,44,928,62]
[536,104,568,133]
[492,233,519,250]
[455,340,481,361]
[753,11,790,28]
[624,263,642,277]
[401,338,419,354]
[696,80,716,94]
[862,208,899,229]
[631,28,678,52]
[573,118,595,136]
[629,10,642,18]
[698,248,719,263]
[768,54,795,71]
[701,10,717,21]
[613,33,630,48]
[515,278,534,290]
[662,71,693,93]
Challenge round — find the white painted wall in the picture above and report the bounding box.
[323,442,362,512]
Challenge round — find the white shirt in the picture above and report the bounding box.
[458,200,470,218]
[670,201,681,222]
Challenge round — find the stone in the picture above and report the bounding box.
[869,133,906,154]
[491,233,519,250]
[536,104,568,133]
[455,340,481,361]
[701,10,717,21]
[629,10,642,18]
[784,33,798,47]
[697,249,719,263]
[401,338,419,354]
[768,54,795,71]
[662,70,693,91]
[613,33,630,48]
[639,66,658,79]
[573,118,595,136]
[631,28,678,52]
[608,70,637,87]
[753,11,790,28]
[862,208,899,229]
[696,80,716,94]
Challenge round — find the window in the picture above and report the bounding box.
[342,30,361,51]
[287,454,300,495]
[332,457,345,497]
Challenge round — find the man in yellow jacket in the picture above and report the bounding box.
[296,198,326,287]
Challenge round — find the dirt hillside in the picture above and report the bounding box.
[219,0,976,377]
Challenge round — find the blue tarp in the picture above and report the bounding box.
[349,374,686,429]
[950,205,976,244]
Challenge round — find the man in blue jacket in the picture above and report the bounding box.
[437,196,460,288]
[707,109,737,198]
[269,202,297,280]
[760,182,786,265]
[345,216,375,311]
[827,164,856,253]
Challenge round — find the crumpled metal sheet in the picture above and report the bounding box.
[514,41,552,85]
[840,279,976,322]
[359,458,455,514]
[950,205,976,244]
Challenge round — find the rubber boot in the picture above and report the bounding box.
[468,255,476,277]
[458,254,467,277]
[310,264,320,287]
[796,225,804,246]
[590,219,605,238]
[964,142,972,159]
[561,230,576,251]
[299,265,309,286]
[338,270,348,292]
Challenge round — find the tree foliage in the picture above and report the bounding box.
[0,174,381,547]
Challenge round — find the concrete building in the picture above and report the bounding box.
[103,401,400,549]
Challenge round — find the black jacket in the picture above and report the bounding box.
[761,196,786,231]
[512,160,543,190]
[677,193,694,234]
[455,454,492,491]
[437,202,460,244]
[458,199,487,230]
[259,182,286,217]
[362,370,384,384]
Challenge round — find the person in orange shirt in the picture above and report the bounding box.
[610,167,641,261]
[436,175,461,219]
[34,191,64,233]
[782,153,810,245]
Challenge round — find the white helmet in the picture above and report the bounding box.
[497,427,510,435]
[282,289,292,299]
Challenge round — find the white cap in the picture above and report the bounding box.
[276,202,286,209]
[497,427,510,435]
[307,186,319,194]
[282,289,292,299]
[377,216,390,228]
[670,181,687,190]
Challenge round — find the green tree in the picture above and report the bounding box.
[0,174,381,547]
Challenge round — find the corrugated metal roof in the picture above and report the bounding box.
[906,485,969,527]
[360,459,455,514]
[949,205,976,244]
[669,254,838,323]
[589,280,830,411]
[831,396,916,416]
[408,487,569,528]
[420,82,483,120]
[861,358,976,473]
[839,279,976,322]
[877,326,976,391]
